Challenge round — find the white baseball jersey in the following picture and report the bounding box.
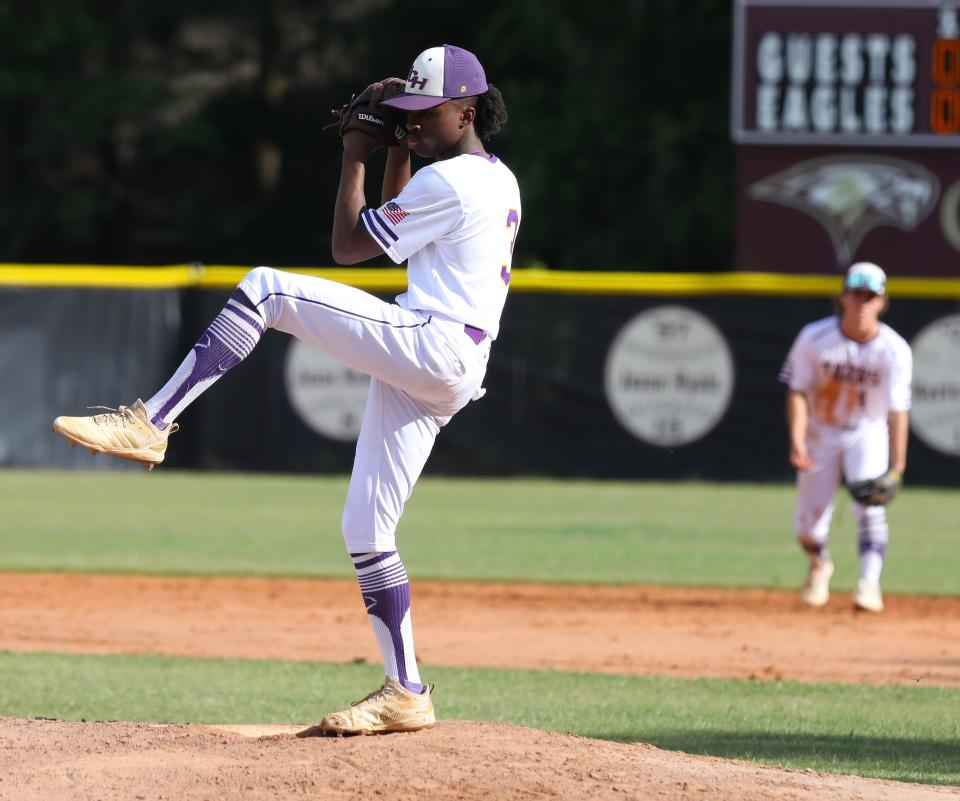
[779,316,912,429]
[232,154,521,553]
[361,153,522,338]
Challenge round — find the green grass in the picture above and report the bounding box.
[0,470,957,594]
[1,651,958,786]
[2,469,958,786]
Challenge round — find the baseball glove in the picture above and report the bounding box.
[848,469,902,506]
[326,79,407,148]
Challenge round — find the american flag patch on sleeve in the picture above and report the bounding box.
[382,202,409,225]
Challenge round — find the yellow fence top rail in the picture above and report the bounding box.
[1,263,958,298]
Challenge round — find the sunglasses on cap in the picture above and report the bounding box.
[844,272,885,294]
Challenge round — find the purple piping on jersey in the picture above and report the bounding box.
[360,208,400,242]
[366,220,391,248]
[470,151,498,163]
[369,208,399,238]
[351,551,396,569]
[361,208,393,249]
[365,219,392,249]
[253,291,431,330]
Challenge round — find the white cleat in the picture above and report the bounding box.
[853,578,884,613]
[53,399,177,470]
[800,559,834,607]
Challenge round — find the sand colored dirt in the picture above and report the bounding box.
[2,572,959,686]
[1,572,959,801]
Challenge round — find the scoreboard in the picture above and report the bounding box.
[732,0,960,276]
[732,0,960,147]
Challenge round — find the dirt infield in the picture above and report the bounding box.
[2,572,959,800]
[2,572,959,685]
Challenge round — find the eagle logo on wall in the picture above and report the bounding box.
[749,155,940,266]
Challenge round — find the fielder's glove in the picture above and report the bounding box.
[327,79,407,148]
[847,469,902,506]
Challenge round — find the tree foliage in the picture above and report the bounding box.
[0,0,735,270]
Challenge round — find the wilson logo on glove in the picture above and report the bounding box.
[357,112,386,127]
[326,79,408,149]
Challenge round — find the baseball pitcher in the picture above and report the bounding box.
[53,44,521,734]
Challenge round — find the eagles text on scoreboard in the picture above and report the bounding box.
[733,1,960,147]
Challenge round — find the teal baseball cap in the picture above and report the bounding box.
[844,262,886,295]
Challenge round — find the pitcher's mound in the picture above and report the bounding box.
[3,717,956,801]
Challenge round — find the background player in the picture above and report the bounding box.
[779,262,912,613]
[53,44,521,734]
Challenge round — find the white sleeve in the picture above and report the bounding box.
[360,166,463,264]
[887,339,913,411]
[779,330,814,392]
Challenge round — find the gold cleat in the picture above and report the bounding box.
[53,399,177,469]
[298,677,436,737]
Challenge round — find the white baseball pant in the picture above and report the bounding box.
[794,420,890,545]
[239,267,490,552]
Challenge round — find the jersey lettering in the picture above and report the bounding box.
[812,379,862,425]
[820,360,882,386]
[501,208,520,286]
[780,317,912,427]
[506,209,520,253]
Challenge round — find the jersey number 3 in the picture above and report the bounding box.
[502,209,520,286]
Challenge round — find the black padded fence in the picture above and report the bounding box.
[4,280,958,485]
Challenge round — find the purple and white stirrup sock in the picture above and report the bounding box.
[144,288,265,429]
[351,551,425,694]
[858,509,888,585]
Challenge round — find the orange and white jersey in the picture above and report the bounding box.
[779,316,912,429]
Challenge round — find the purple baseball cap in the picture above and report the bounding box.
[380,45,488,111]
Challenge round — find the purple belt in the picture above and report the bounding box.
[463,324,488,344]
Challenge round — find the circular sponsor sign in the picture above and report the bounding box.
[909,314,960,456]
[604,306,735,447]
[284,340,370,442]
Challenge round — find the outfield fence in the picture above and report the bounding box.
[3,265,959,484]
